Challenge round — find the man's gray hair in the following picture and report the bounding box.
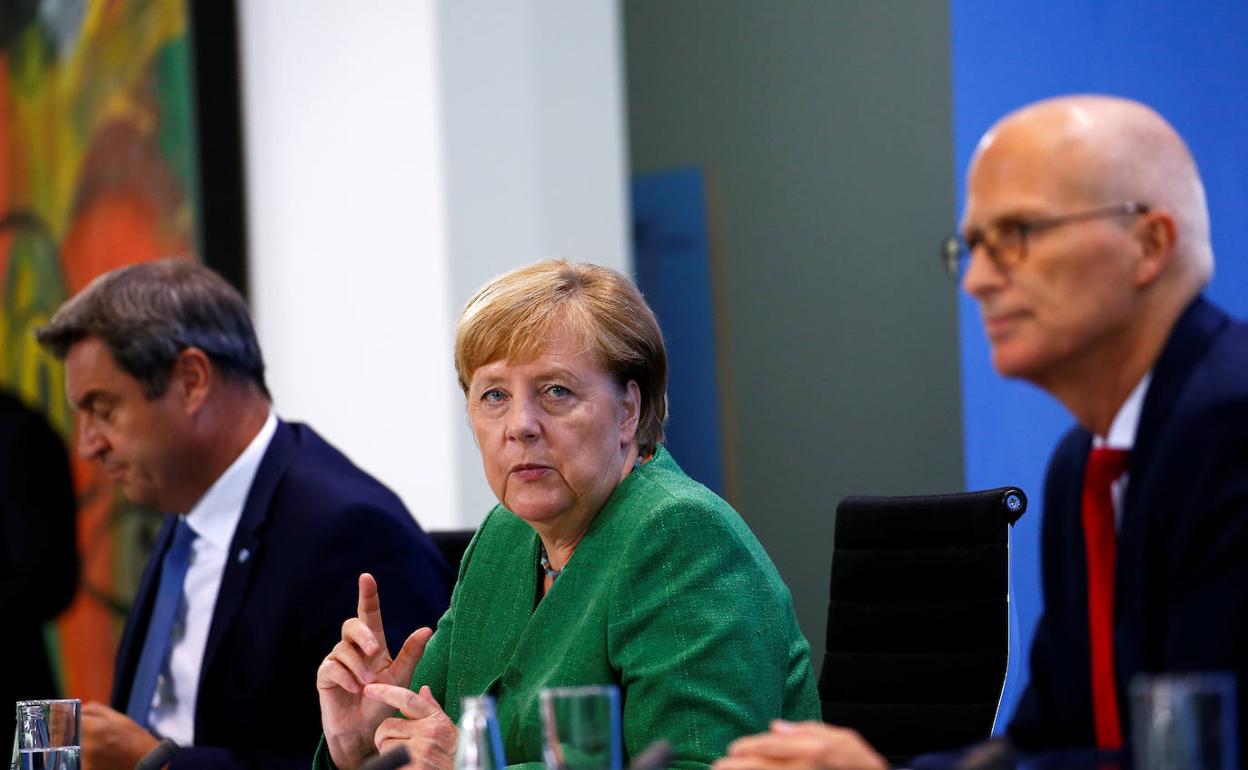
[36,258,270,399]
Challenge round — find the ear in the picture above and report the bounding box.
[170,347,214,416]
[619,380,642,447]
[1132,209,1176,288]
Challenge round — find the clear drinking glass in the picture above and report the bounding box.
[540,685,622,770]
[1129,672,1238,770]
[12,699,81,770]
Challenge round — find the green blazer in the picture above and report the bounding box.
[317,446,818,770]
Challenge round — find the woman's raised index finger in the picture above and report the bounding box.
[357,572,386,638]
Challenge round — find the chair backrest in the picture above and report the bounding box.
[428,529,476,573]
[819,486,1026,765]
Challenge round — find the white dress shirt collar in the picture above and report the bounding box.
[1090,373,1151,533]
[184,411,279,544]
[1093,372,1152,451]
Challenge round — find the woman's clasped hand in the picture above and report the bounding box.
[317,573,454,770]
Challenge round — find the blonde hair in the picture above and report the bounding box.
[455,260,668,454]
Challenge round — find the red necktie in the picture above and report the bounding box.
[1081,446,1130,750]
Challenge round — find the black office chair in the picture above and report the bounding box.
[819,487,1026,766]
[429,529,476,572]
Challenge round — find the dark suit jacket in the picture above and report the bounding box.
[0,391,78,753]
[1008,296,1248,751]
[110,420,453,770]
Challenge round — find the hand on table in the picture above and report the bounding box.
[81,702,159,770]
[713,720,889,770]
[366,683,458,770]
[318,573,434,770]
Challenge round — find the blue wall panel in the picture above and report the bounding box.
[951,0,1248,730]
[632,168,726,495]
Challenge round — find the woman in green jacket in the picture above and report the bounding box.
[316,260,819,770]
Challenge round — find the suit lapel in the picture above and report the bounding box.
[452,516,539,701]
[1118,296,1228,597]
[1061,430,1093,626]
[200,421,298,680]
[1127,297,1226,508]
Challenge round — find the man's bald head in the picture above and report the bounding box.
[974,95,1212,291]
[961,95,1214,431]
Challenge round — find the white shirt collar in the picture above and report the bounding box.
[183,411,279,547]
[1093,372,1152,451]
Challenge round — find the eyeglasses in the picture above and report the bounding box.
[940,201,1150,281]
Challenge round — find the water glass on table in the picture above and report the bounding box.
[11,699,80,770]
[1129,672,1238,770]
[540,685,622,770]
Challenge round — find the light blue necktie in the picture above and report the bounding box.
[126,518,197,727]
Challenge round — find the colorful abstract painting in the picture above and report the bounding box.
[0,0,205,702]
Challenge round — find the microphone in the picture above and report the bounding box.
[134,738,179,770]
[359,746,411,770]
[628,740,672,770]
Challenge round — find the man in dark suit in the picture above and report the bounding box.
[955,94,1248,756]
[715,96,1248,769]
[0,389,78,755]
[36,258,453,770]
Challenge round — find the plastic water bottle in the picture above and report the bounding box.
[454,696,506,770]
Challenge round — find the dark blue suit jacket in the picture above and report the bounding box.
[110,420,454,770]
[1008,296,1248,751]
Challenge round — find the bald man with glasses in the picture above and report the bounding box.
[716,95,1248,769]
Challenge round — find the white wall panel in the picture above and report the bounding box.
[238,0,629,529]
[439,0,631,524]
[239,0,460,529]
